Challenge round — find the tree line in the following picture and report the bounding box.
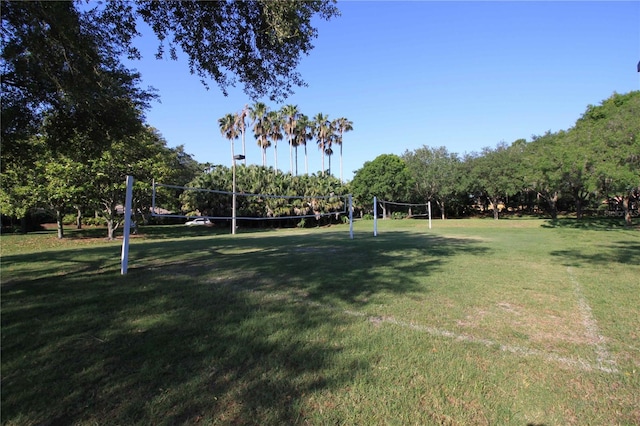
[351,91,640,226]
[218,104,353,181]
[1,1,339,238]
[177,166,348,228]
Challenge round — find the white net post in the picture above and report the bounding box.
[373,196,378,237]
[428,201,432,229]
[121,175,134,275]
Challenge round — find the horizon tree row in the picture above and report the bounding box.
[177,165,349,228]
[218,104,353,182]
[352,91,640,226]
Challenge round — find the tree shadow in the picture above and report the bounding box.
[1,229,489,424]
[541,217,636,230]
[550,241,640,267]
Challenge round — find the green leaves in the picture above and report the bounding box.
[135,1,339,101]
[351,154,414,208]
[179,165,347,220]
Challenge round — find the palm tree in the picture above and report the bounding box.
[325,142,334,176]
[324,123,339,176]
[294,114,313,175]
[235,105,249,165]
[266,110,283,172]
[313,112,330,176]
[218,113,238,165]
[334,117,353,183]
[280,104,299,175]
[248,102,269,167]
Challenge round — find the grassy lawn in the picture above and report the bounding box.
[1,218,639,425]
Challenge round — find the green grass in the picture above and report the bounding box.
[2,218,639,425]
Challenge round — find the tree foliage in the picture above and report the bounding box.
[179,166,347,226]
[88,127,199,239]
[1,1,153,158]
[351,154,414,212]
[135,0,339,101]
[402,146,461,219]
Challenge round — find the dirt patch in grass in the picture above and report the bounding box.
[457,299,596,348]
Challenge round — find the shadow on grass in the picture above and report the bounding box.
[550,241,640,267]
[541,217,636,230]
[1,229,489,424]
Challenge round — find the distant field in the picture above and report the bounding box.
[2,218,639,425]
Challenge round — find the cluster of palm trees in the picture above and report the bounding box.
[218,103,353,182]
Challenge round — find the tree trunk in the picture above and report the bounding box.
[289,136,294,175]
[339,144,343,183]
[56,208,64,239]
[440,200,446,220]
[104,202,119,240]
[107,218,116,240]
[575,196,583,220]
[492,196,500,220]
[321,141,325,176]
[274,141,278,172]
[622,195,632,226]
[544,191,558,220]
[76,207,82,229]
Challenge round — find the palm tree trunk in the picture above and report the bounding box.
[274,141,278,172]
[289,136,294,175]
[321,139,325,176]
[241,129,247,165]
[340,143,343,183]
[305,144,308,175]
[231,134,235,167]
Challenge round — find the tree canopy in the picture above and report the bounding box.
[351,154,414,209]
[402,146,461,219]
[1,1,153,157]
[136,1,339,101]
[352,92,639,224]
[1,0,340,233]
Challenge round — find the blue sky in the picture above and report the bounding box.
[125,1,640,182]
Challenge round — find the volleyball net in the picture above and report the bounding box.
[151,181,353,232]
[373,196,432,236]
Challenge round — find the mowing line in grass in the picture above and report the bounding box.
[231,284,620,374]
[567,266,618,373]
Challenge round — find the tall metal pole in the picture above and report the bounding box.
[232,158,237,235]
[231,154,245,235]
